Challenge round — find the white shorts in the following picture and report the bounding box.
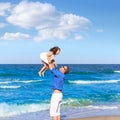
[40,52,49,64]
[50,93,63,117]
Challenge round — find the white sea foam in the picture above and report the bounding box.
[0,79,42,85]
[14,79,43,84]
[0,81,11,84]
[114,70,120,73]
[68,80,120,84]
[0,103,49,117]
[0,79,42,88]
[0,85,21,89]
[62,98,93,107]
[86,105,120,110]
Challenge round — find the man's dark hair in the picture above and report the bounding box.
[64,66,70,74]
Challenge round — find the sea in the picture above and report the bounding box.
[0,64,120,119]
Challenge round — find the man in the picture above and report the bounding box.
[49,61,69,120]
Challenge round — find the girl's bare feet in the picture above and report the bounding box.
[38,71,44,77]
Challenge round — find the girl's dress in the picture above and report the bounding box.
[40,52,54,64]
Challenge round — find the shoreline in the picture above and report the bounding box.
[1,114,120,120]
[1,106,120,120]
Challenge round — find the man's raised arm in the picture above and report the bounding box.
[49,60,55,70]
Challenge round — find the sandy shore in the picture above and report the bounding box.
[67,116,120,120]
[1,115,120,120]
[1,107,120,120]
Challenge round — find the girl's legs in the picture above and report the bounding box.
[41,65,48,76]
[39,61,48,76]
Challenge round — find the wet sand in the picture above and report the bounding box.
[67,116,120,120]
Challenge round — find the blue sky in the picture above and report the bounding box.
[0,0,120,64]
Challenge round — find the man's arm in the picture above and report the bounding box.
[49,60,64,78]
[49,59,55,70]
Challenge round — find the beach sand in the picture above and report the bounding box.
[1,115,120,120]
[67,116,120,120]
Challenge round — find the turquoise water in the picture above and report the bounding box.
[0,64,120,117]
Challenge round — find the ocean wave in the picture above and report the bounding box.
[0,81,11,84]
[62,98,93,107]
[102,70,114,73]
[0,73,18,76]
[0,100,120,117]
[114,70,120,73]
[71,71,94,75]
[0,102,49,117]
[71,70,118,74]
[86,105,120,110]
[0,98,93,117]
[13,79,43,84]
[0,79,43,85]
[68,80,120,84]
[0,85,21,89]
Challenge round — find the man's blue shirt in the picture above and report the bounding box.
[51,68,65,91]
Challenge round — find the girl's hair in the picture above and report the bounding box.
[49,46,60,55]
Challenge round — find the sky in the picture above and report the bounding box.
[0,0,120,64]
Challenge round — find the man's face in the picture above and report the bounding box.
[59,66,67,73]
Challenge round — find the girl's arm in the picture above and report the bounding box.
[46,52,53,63]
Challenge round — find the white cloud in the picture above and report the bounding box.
[96,29,104,33]
[34,29,68,41]
[6,0,91,41]
[0,32,30,40]
[75,35,83,40]
[0,2,11,16]
[60,14,90,31]
[0,23,6,28]
[35,14,90,41]
[7,0,59,29]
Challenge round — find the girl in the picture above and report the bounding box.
[38,46,60,77]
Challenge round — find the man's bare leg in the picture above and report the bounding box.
[52,116,57,120]
[57,115,60,120]
[52,115,60,120]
